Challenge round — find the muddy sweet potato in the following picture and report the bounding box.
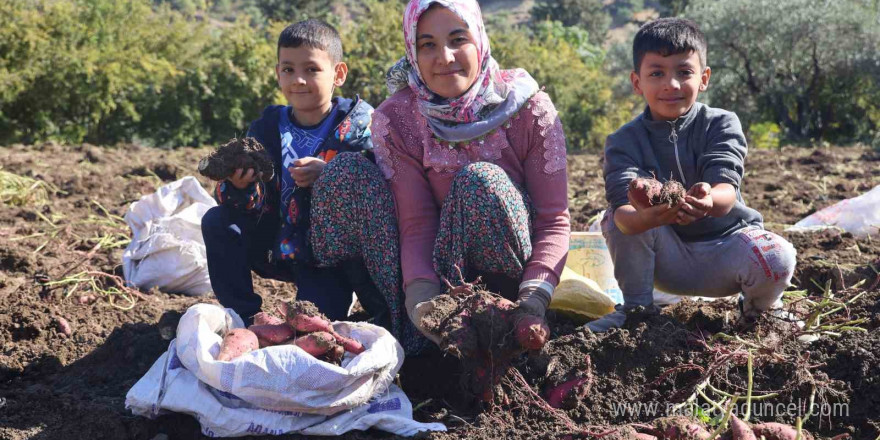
[629,177,663,207]
[332,332,365,355]
[628,177,686,207]
[729,416,757,440]
[282,301,366,355]
[282,301,334,333]
[291,331,337,358]
[634,434,658,440]
[515,314,550,351]
[652,416,711,440]
[252,311,284,326]
[248,323,295,347]
[544,375,591,409]
[324,344,345,364]
[55,316,72,337]
[751,423,813,440]
[216,328,259,361]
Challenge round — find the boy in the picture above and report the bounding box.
[201,19,386,327]
[589,18,797,332]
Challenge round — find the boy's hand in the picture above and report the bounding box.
[228,168,261,190]
[289,157,327,188]
[628,190,683,229]
[678,182,713,225]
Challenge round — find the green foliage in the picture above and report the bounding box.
[135,19,278,147]
[605,0,644,26]
[491,21,637,150]
[249,0,331,23]
[688,0,880,144]
[658,0,689,16]
[0,0,277,147]
[0,0,185,144]
[340,0,406,105]
[747,122,781,150]
[531,0,611,44]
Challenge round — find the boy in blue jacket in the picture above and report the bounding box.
[201,19,389,333]
[589,18,797,332]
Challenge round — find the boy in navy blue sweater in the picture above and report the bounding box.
[201,19,386,330]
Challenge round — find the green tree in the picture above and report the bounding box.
[491,21,637,150]
[0,0,279,147]
[531,0,611,44]
[688,0,880,144]
[340,0,406,105]
[135,19,278,147]
[0,0,187,144]
[250,0,331,23]
[658,0,689,16]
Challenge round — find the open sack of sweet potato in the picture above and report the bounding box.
[125,302,446,437]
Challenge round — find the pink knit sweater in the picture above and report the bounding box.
[372,89,570,289]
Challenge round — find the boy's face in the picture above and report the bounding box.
[631,50,710,121]
[275,46,347,118]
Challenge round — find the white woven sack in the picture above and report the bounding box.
[174,304,404,416]
[122,176,216,295]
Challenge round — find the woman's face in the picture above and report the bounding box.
[415,5,480,99]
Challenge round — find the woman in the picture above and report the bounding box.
[372,0,571,343]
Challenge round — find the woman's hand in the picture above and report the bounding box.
[405,280,443,344]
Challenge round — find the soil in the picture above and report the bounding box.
[1,143,879,439]
[197,137,275,182]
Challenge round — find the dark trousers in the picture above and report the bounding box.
[201,204,389,328]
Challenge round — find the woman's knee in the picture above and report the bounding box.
[452,162,508,189]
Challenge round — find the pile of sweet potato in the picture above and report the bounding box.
[626,415,813,440]
[215,300,365,364]
[420,284,550,401]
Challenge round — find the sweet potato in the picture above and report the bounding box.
[248,323,295,347]
[281,300,366,354]
[291,331,337,358]
[730,416,756,440]
[324,344,345,364]
[216,328,259,361]
[629,177,663,207]
[252,311,284,326]
[652,416,711,440]
[634,434,658,440]
[544,375,590,409]
[751,423,813,440]
[331,332,365,355]
[515,314,550,351]
[282,301,334,333]
[55,316,72,337]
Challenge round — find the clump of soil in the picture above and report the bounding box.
[421,282,548,401]
[197,137,274,182]
[628,177,686,207]
[659,179,686,206]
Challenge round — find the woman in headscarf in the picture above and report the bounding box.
[372,0,571,343]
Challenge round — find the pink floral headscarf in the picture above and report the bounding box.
[386,0,538,142]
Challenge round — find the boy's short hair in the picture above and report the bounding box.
[632,18,707,73]
[277,19,343,63]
